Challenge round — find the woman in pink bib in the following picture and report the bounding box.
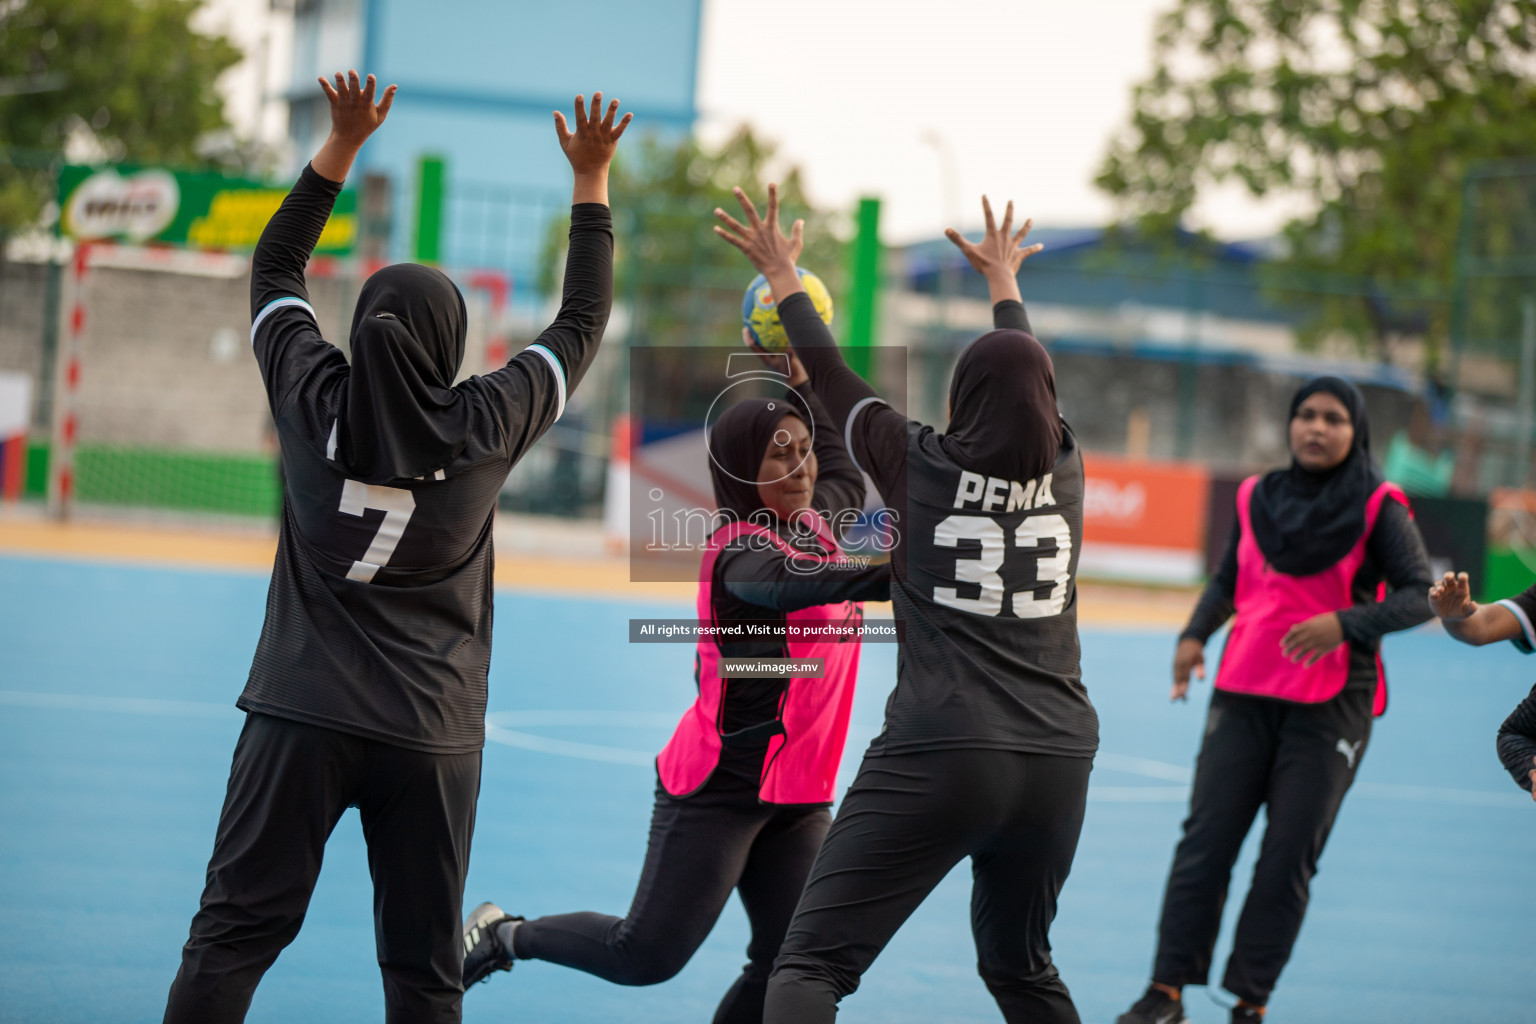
[1118,378,1432,1024]
[462,346,889,1023]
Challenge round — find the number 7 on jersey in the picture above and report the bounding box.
[339,479,416,582]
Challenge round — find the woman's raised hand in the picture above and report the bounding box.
[741,328,808,386]
[318,71,396,146]
[713,184,805,297]
[1172,637,1205,702]
[1428,571,1476,621]
[312,71,396,181]
[945,196,1042,276]
[555,92,632,179]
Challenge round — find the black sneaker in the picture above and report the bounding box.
[1116,985,1190,1024]
[462,901,521,987]
[1231,1006,1265,1023]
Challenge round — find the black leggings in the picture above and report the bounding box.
[1152,686,1373,1005]
[764,748,1093,1024]
[513,757,830,1024]
[164,713,481,1024]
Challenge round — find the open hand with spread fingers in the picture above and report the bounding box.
[318,70,396,146]
[944,196,1042,305]
[555,92,632,177]
[312,70,396,181]
[554,93,631,206]
[713,184,806,303]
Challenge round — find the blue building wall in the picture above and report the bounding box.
[287,0,702,298]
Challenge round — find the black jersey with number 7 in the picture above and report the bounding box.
[238,166,613,754]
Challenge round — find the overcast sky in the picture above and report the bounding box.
[199,0,1304,245]
[696,0,1301,243]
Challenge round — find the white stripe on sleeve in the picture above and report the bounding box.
[250,297,316,344]
[843,396,888,477]
[527,344,567,422]
[1497,598,1536,651]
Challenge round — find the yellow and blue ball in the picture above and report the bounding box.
[742,267,833,352]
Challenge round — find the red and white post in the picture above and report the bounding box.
[48,242,89,519]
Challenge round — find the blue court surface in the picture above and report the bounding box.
[2,553,1533,1023]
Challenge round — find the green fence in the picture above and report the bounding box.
[23,443,279,518]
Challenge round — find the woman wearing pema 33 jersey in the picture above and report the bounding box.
[716,187,1099,1024]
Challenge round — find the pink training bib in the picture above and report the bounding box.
[656,518,864,804]
[1215,475,1407,717]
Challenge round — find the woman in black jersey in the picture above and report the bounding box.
[163,74,629,1024]
[1427,571,1536,801]
[715,188,1097,1024]
[460,345,889,1023]
[1116,379,1432,1024]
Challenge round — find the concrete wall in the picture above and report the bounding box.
[0,257,348,452]
[0,262,49,423]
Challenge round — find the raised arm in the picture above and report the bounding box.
[465,93,629,463]
[944,196,1044,336]
[252,72,393,317]
[251,71,394,409]
[526,94,629,394]
[713,185,908,498]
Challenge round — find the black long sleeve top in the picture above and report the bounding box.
[1181,498,1434,691]
[238,164,614,753]
[1497,687,1536,793]
[1491,587,1536,790]
[713,382,888,611]
[771,293,1099,760]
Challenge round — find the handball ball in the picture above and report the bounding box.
[742,268,833,352]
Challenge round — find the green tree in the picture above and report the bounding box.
[541,126,846,348]
[1096,0,1536,364]
[0,0,244,237]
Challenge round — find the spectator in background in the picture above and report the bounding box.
[1118,377,1433,1024]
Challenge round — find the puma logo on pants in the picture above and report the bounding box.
[1336,738,1362,769]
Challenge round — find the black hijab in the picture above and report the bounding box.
[707,397,808,521]
[1250,376,1383,576]
[337,263,477,484]
[942,328,1062,482]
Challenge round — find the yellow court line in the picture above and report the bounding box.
[0,517,1194,625]
[0,517,277,572]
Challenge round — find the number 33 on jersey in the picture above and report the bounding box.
[930,469,1075,619]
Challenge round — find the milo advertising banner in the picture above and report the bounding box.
[57,165,357,254]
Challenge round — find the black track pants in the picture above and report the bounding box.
[764,748,1092,1024]
[1152,687,1373,1005]
[513,760,830,1024]
[164,713,481,1024]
